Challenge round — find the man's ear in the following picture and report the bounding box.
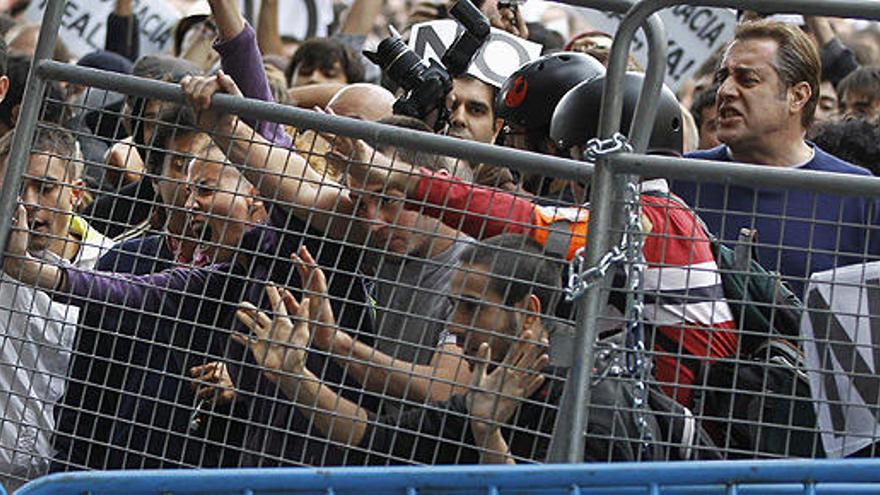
[0,76,9,106]
[70,178,85,208]
[521,293,542,334]
[789,81,812,116]
[492,117,504,141]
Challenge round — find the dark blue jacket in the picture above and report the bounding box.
[674,145,880,296]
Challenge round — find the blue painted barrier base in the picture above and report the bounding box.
[12,459,880,495]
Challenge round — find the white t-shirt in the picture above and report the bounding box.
[0,218,112,489]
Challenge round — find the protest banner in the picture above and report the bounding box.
[577,6,737,90]
[242,0,334,41]
[25,0,180,58]
[409,20,542,88]
[801,262,880,458]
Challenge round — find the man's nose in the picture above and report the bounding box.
[309,71,331,85]
[716,77,736,101]
[449,104,467,128]
[184,191,198,211]
[20,185,39,208]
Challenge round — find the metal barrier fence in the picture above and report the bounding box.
[2,0,604,488]
[0,59,606,489]
[14,460,880,495]
[3,0,880,492]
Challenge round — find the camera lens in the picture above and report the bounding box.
[378,39,426,91]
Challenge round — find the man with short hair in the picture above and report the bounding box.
[235,234,689,463]
[446,75,514,189]
[690,85,721,150]
[814,79,839,124]
[285,38,366,87]
[234,235,560,464]
[52,104,212,473]
[0,127,113,490]
[836,66,880,121]
[326,83,394,121]
[447,76,497,146]
[674,19,880,295]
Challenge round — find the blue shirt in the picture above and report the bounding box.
[673,145,880,296]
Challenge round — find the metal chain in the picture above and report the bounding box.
[564,133,652,456]
[620,180,652,457]
[582,132,633,163]
[565,245,626,301]
[565,132,635,302]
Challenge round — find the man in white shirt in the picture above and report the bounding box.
[0,127,113,490]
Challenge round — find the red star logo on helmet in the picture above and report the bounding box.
[504,75,528,108]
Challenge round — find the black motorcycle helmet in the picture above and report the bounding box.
[496,52,605,144]
[550,72,683,157]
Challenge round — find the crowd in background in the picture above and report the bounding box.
[0,0,879,491]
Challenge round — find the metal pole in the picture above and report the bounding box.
[557,0,880,465]
[35,61,593,182]
[545,0,667,463]
[598,0,880,147]
[0,0,66,269]
[607,152,880,197]
[558,0,668,152]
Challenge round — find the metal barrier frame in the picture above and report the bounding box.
[8,0,880,476]
[566,0,880,464]
[541,0,668,462]
[15,459,880,494]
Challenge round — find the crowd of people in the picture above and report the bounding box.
[1,0,880,491]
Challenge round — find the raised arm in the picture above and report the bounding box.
[256,0,285,56]
[805,16,859,86]
[338,0,384,36]
[106,0,139,61]
[209,0,292,147]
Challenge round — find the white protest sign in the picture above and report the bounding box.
[25,0,180,58]
[577,6,737,90]
[242,0,334,41]
[409,20,543,88]
[801,261,880,458]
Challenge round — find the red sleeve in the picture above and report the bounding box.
[413,168,536,239]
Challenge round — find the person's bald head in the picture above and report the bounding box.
[327,83,394,121]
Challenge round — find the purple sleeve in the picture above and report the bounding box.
[61,266,203,314]
[213,23,294,149]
